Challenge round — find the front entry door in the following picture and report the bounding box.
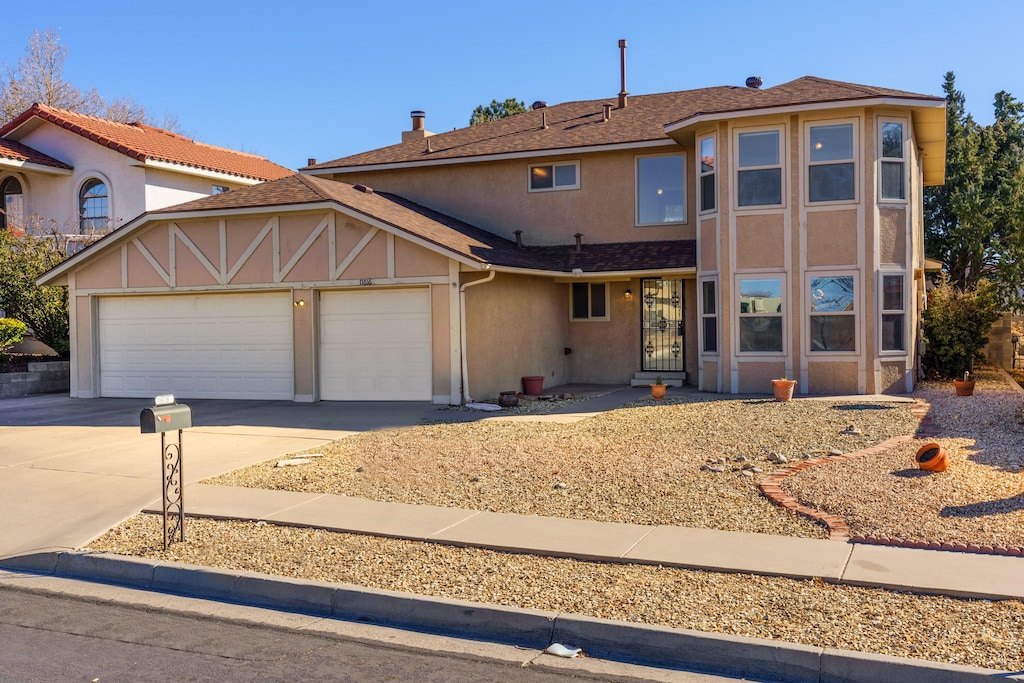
[641,278,685,372]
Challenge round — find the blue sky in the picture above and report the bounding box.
[2,1,1020,170]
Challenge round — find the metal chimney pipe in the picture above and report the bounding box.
[410,110,426,131]
[575,233,583,252]
[514,229,523,247]
[617,39,629,108]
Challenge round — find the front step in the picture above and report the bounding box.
[630,372,686,387]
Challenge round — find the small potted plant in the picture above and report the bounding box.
[650,376,667,401]
[953,371,975,396]
[771,376,797,402]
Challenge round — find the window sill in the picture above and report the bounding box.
[635,220,687,228]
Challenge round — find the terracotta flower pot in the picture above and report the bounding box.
[772,379,797,402]
[915,442,948,472]
[953,379,975,396]
[650,384,667,401]
[521,376,544,396]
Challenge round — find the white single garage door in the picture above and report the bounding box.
[320,288,432,401]
[98,293,294,399]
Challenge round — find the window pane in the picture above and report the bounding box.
[740,279,782,313]
[700,174,716,211]
[810,315,856,351]
[2,177,25,229]
[554,164,577,187]
[882,275,904,311]
[810,276,854,312]
[702,281,716,314]
[738,168,781,206]
[703,316,718,353]
[637,155,685,224]
[810,124,853,162]
[739,317,783,352]
[881,161,904,199]
[808,163,854,202]
[738,131,779,167]
[700,137,715,173]
[530,165,553,189]
[590,283,606,317]
[571,282,589,319]
[882,122,903,158]
[882,313,905,351]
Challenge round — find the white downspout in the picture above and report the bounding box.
[459,268,496,404]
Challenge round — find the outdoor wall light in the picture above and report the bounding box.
[624,289,634,301]
[294,299,306,307]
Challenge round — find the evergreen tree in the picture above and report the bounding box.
[469,98,527,126]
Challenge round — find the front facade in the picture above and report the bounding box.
[41,76,946,402]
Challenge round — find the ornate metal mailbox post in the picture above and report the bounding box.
[140,394,192,550]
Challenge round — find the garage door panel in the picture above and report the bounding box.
[320,289,432,401]
[98,293,293,400]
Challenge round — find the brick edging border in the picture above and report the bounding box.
[757,400,1024,557]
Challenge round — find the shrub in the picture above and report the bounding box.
[922,279,1003,378]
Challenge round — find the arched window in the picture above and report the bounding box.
[1,177,24,231]
[79,178,108,233]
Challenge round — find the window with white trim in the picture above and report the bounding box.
[211,184,229,195]
[529,161,579,192]
[737,128,782,207]
[701,280,718,353]
[738,277,783,352]
[571,282,608,321]
[698,136,716,212]
[880,273,905,351]
[636,153,686,225]
[880,121,905,200]
[808,122,854,202]
[79,178,108,234]
[809,275,856,352]
[1,177,25,231]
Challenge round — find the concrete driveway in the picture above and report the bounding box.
[0,394,439,558]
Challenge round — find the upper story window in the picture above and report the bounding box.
[1,177,25,231]
[808,123,855,202]
[79,178,109,234]
[529,161,579,192]
[698,136,716,212]
[738,277,783,352]
[211,184,230,195]
[880,273,906,351]
[809,275,856,352]
[737,128,782,207]
[880,121,906,200]
[636,153,685,225]
[571,282,608,321]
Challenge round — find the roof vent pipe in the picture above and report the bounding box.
[514,229,523,248]
[307,158,317,166]
[745,76,763,89]
[542,111,548,129]
[602,103,612,121]
[617,39,629,108]
[575,233,583,252]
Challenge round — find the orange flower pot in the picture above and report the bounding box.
[650,384,667,400]
[953,379,975,396]
[915,443,948,472]
[772,379,797,402]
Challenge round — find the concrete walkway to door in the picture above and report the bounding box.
[0,394,440,558]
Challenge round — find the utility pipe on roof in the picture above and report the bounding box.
[459,268,496,404]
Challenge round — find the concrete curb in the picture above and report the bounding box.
[2,551,1019,683]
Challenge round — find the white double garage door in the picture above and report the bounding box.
[98,290,432,401]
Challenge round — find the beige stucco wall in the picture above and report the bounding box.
[734,214,784,268]
[878,208,908,266]
[737,361,786,394]
[328,147,696,246]
[807,363,859,395]
[806,210,858,267]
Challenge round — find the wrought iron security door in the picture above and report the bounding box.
[642,278,685,372]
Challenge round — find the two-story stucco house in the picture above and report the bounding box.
[0,103,292,249]
[38,75,945,402]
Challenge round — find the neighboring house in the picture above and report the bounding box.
[0,103,292,249]
[38,75,946,402]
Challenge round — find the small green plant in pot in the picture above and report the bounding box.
[650,375,667,400]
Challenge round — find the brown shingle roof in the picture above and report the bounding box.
[0,104,292,181]
[155,174,694,273]
[0,137,71,170]
[309,76,942,170]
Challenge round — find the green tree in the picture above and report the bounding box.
[0,222,69,356]
[0,29,180,130]
[469,98,527,126]
[922,278,1002,378]
[925,72,1024,308]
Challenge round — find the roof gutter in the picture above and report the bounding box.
[459,268,496,404]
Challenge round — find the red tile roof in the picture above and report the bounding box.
[0,137,71,170]
[0,103,292,181]
[308,76,942,170]
[150,174,694,272]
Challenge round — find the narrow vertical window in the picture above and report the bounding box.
[1,177,25,231]
[808,123,854,202]
[701,280,718,353]
[880,122,905,200]
[738,278,783,352]
[636,154,686,225]
[79,178,109,233]
[699,136,716,212]
[881,274,905,351]
[737,130,782,206]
